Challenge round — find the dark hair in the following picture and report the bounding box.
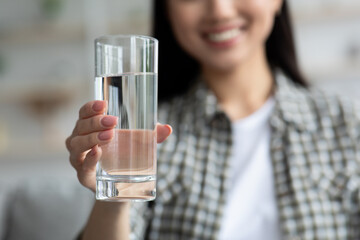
[153,0,307,102]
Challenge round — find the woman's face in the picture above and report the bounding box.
[167,0,283,72]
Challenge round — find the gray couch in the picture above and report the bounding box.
[0,177,94,240]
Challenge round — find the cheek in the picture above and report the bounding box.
[249,1,278,41]
[258,14,275,43]
[171,18,193,44]
[169,12,204,59]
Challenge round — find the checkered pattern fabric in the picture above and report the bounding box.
[128,72,360,240]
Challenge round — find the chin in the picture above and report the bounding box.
[206,58,245,73]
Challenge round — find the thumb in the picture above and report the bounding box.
[157,124,172,143]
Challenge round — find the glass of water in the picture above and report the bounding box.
[94,35,158,201]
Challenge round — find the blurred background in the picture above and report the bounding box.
[0,0,152,179]
[0,0,359,239]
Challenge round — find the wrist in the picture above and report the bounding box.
[94,200,130,214]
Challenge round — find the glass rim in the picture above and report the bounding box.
[95,34,158,45]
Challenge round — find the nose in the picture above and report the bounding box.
[206,0,236,22]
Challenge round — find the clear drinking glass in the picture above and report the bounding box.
[94,35,158,201]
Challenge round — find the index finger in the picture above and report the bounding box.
[79,100,107,119]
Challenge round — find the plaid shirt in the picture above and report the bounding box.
[130,72,360,240]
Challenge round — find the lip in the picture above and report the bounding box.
[202,24,247,49]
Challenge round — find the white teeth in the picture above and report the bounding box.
[207,28,241,42]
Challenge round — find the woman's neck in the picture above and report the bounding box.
[201,50,274,121]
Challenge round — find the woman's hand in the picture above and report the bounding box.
[65,100,172,192]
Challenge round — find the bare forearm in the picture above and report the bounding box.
[81,201,130,240]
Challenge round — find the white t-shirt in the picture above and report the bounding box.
[218,98,282,240]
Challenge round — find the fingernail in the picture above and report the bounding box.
[166,125,173,134]
[98,130,113,141]
[93,101,104,112]
[101,116,117,127]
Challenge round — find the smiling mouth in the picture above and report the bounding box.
[207,28,241,42]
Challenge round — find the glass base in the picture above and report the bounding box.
[96,178,156,202]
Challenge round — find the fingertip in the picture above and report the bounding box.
[157,124,172,143]
[165,124,172,135]
[80,100,107,119]
[100,115,118,128]
[92,100,106,112]
[160,124,172,136]
[157,123,172,133]
[98,129,114,141]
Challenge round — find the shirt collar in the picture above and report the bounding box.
[185,79,224,125]
[186,70,319,132]
[271,71,318,132]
